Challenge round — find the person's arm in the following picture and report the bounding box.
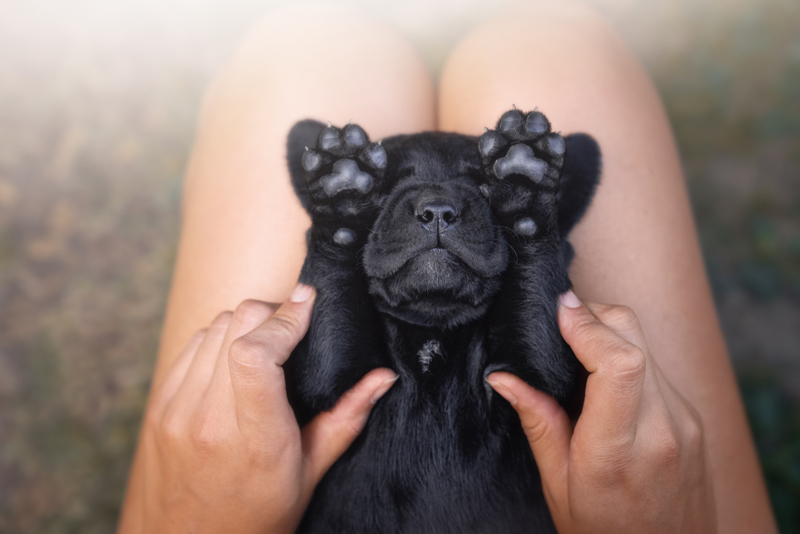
[117,286,397,534]
[488,290,717,533]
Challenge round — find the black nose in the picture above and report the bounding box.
[416,201,459,233]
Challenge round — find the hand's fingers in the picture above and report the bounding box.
[149,329,207,415]
[202,299,279,409]
[227,285,316,434]
[301,368,398,490]
[486,372,571,507]
[557,290,646,443]
[171,311,233,404]
[582,301,648,351]
[215,300,280,379]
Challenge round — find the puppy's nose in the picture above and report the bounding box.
[416,201,459,233]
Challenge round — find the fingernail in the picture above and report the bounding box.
[370,375,399,404]
[486,378,518,406]
[558,290,582,309]
[289,283,314,303]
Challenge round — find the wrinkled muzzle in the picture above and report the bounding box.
[363,180,508,328]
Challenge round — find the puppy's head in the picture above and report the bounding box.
[289,118,602,331]
[362,133,508,328]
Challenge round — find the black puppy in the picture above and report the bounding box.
[284,108,601,534]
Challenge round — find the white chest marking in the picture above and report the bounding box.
[417,339,442,373]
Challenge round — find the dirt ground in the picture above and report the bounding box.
[0,0,798,532]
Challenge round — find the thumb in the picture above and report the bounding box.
[301,368,398,488]
[487,372,571,503]
[228,285,316,433]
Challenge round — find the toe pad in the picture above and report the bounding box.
[493,144,548,183]
[525,112,549,135]
[363,143,387,169]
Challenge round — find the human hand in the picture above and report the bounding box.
[487,290,717,533]
[131,285,398,534]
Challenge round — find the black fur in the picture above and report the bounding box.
[284,109,601,533]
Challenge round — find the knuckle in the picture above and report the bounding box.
[604,343,646,384]
[159,408,185,445]
[323,410,363,442]
[655,431,682,466]
[264,313,302,344]
[648,414,682,467]
[598,304,640,331]
[211,310,234,330]
[229,335,266,370]
[233,299,273,324]
[682,406,706,453]
[521,418,551,445]
[573,316,604,342]
[190,415,222,453]
[341,413,367,440]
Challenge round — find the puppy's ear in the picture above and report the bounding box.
[557,133,601,268]
[558,133,601,238]
[287,119,326,213]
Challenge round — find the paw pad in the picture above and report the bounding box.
[320,159,374,196]
[513,217,537,236]
[495,109,551,141]
[493,144,548,183]
[363,143,387,169]
[302,121,387,206]
[302,149,323,173]
[479,107,565,189]
[478,130,504,159]
[524,111,549,135]
[343,123,367,146]
[547,134,566,155]
[478,108,565,238]
[319,125,342,151]
[333,228,356,246]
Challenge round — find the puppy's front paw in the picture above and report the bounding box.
[302,122,387,226]
[479,108,565,186]
[478,108,565,236]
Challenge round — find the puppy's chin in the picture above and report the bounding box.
[367,250,502,328]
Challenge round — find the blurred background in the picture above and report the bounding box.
[0,0,797,531]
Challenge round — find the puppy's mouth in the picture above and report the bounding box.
[367,245,499,307]
[366,247,503,327]
[404,248,468,293]
[363,232,508,281]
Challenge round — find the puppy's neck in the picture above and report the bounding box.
[381,315,487,391]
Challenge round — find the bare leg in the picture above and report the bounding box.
[438,2,775,532]
[118,4,433,530]
[156,2,434,384]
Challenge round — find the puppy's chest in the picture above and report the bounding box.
[416,339,442,374]
[376,326,497,447]
[405,337,460,380]
[321,332,542,533]
[383,319,488,389]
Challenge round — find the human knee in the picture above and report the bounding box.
[202,1,434,134]
[442,0,628,84]
[216,2,428,88]
[438,0,654,134]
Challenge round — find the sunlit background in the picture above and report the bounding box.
[0,0,798,532]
